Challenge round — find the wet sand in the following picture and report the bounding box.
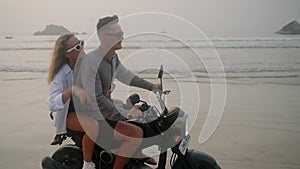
[0,72,299,169]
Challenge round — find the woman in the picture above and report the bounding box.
[48,34,98,169]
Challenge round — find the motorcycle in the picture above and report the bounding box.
[42,65,221,169]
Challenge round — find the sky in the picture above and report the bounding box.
[0,0,300,36]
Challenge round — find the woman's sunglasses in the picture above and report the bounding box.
[66,40,84,53]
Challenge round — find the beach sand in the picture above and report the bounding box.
[0,72,299,169]
[189,80,300,169]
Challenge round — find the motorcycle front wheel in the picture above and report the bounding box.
[51,144,83,169]
[171,149,221,169]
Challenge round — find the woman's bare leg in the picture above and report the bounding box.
[67,113,99,162]
[112,121,143,169]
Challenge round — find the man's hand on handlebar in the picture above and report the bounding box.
[126,106,143,119]
[151,83,161,91]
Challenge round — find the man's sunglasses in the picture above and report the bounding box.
[104,32,124,38]
[66,40,84,53]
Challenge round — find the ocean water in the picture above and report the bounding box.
[0,34,300,85]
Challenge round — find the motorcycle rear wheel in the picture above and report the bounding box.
[51,144,83,169]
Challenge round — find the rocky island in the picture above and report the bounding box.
[33,24,71,36]
[277,20,300,35]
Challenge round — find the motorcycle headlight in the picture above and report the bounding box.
[185,116,189,135]
[171,107,189,137]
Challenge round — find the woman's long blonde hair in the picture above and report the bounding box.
[47,33,74,84]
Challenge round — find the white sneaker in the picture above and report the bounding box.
[82,161,95,169]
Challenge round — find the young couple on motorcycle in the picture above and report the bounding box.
[47,15,160,169]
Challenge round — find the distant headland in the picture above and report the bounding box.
[277,20,300,35]
[33,24,87,36]
[33,24,71,36]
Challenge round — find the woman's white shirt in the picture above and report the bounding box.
[48,64,73,134]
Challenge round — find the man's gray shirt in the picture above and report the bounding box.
[74,47,153,121]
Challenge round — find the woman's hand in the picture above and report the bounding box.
[105,83,116,97]
[73,86,90,104]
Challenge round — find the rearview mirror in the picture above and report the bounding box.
[126,93,140,106]
[158,65,163,79]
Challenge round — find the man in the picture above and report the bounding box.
[75,15,159,169]
[94,15,160,119]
